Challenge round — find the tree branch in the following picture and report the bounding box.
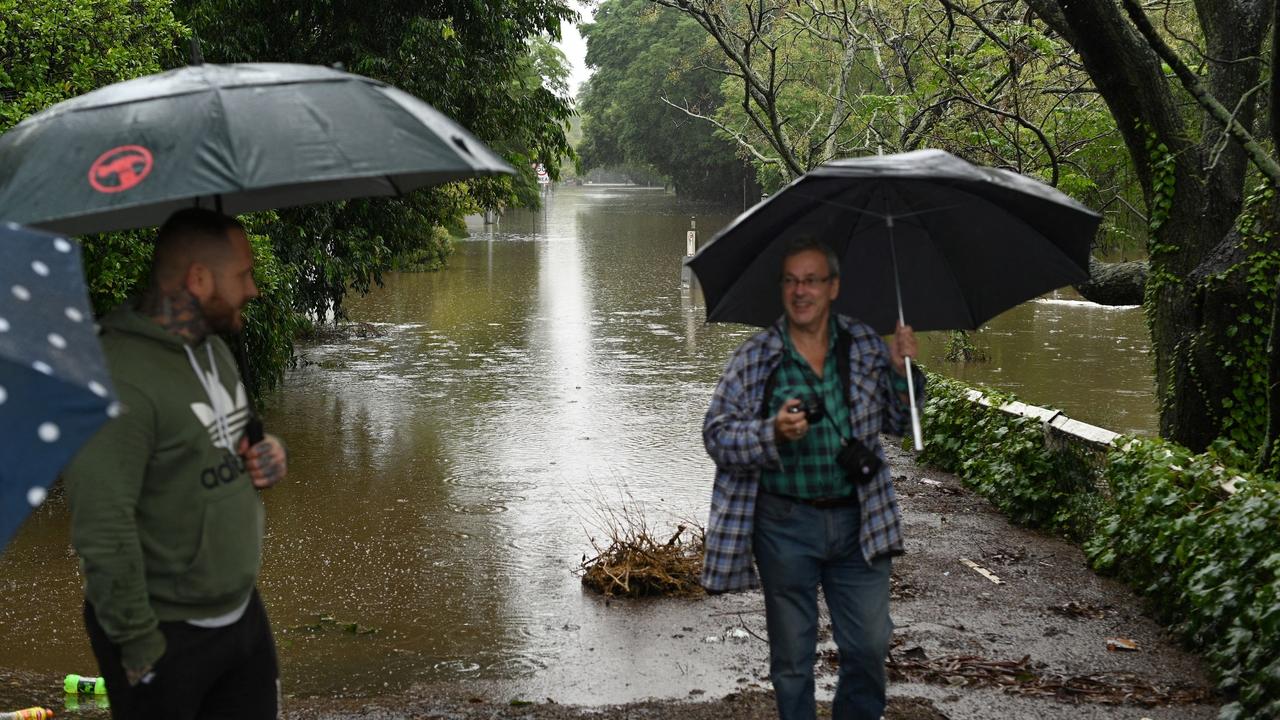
[944,95,1060,185]
[1119,0,1280,188]
[659,95,784,168]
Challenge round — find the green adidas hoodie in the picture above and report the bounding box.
[65,305,264,671]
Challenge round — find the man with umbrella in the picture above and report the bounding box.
[64,208,287,719]
[701,236,922,720]
[0,54,519,718]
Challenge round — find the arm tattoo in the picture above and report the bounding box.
[257,454,280,480]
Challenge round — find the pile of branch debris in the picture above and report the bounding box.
[580,523,704,598]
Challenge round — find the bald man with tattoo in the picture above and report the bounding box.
[65,208,287,720]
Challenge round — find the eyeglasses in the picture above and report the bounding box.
[780,275,832,290]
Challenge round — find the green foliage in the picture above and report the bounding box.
[78,232,155,314]
[390,225,456,272]
[651,0,1142,250]
[1214,187,1280,453]
[942,330,988,363]
[1087,436,1280,719]
[1141,121,1180,323]
[578,0,755,199]
[918,373,1095,537]
[0,0,187,129]
[921,374,1280,718]
[1145,130,1177,237]
[239,219,305,400]
[777,6,1091,178]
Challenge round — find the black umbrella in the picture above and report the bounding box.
[687,149,1100,448]
[0,222,117,551]
[0,62,514,235]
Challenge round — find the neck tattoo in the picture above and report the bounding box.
[140,288,210,344]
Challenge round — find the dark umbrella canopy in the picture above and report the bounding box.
[0,223,117,550]
[688,149,1100,333]
[0,63,514,236]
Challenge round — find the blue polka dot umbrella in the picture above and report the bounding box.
[0,222,116,552]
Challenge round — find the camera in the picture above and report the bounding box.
[786,397,826,424]
[837,437,883,482]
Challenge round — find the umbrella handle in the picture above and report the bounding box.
[885,211,926,448]
[905,356,924,452]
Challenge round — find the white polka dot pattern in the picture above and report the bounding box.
[3,224,116,546]
[27,487,48,507]
[38,422,60,443]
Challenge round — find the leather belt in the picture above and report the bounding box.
[764,491,858,509]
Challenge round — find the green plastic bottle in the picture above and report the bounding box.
[63,673,107,695]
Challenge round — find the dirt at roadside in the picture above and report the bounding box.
[875,443,1217,719]
[283,688,950,720]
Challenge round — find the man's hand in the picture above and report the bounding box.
[238,433,287,489]
[774,398,809,443]
[126,664,155,687]
[889,322,918,376]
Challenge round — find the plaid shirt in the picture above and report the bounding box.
[761,318,854,498]
[700,314,924,593]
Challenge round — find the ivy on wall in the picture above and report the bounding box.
[918,372,1280,719]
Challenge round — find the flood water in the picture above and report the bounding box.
[0,186,1154,706]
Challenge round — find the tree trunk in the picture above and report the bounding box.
[1074,258,1146,306]
[1153,225,1268,451]
[1262,269,1280,470]
[1027,0,1273,452]
[1263,2,1280,469]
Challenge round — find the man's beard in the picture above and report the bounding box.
[202,293,243,335]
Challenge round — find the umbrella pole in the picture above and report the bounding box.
[233,335,265,445]
[886,215,924,451]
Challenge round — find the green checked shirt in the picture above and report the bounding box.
[760,318,854,499]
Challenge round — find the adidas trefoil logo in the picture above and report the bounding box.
[189,375,250,450]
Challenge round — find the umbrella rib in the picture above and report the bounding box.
[887,180,1081,330]
[213,82,243,203]
[790,191,961,222]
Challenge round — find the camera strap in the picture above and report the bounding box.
[791,361,851,444]
[761,327,855,445]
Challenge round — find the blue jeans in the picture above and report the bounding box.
[753,491,892,720]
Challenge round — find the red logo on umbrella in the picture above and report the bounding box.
[88,145,154,193]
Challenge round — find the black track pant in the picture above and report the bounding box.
[85,589,279,720]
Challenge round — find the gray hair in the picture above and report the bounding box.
[782,235,840,278]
